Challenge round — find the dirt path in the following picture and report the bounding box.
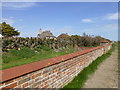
[83,48,118,88]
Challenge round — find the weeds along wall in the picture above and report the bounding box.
[1,44,112,88]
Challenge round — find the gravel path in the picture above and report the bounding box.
[83,48,118,88]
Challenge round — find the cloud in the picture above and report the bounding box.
[18,19,23,22]
[81,12,118,23]
[78,23,118,40]
[49,26,74,36]
[2,2,37,9]
[0,2,2,7]
[101,23,118,31]
[57,26,74,34]
[20,32,38,37]
[105,12,119,20]
[81,23,117,33]
[81,19,93,23]
[2,18,15,25]
[2,17,23,25]
[10,16,14,19]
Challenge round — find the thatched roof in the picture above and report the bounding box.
[100,39,111,43]
[57,33,69,39]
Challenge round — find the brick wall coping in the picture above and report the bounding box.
[1,46,104,83]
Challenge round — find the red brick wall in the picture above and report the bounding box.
[0,44,112,88]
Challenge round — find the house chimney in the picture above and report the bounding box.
[39,28,42,34]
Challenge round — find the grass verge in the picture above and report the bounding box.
[63,43,116,88]
[2,46,78,70]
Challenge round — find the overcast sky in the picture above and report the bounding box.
[2,2,118,41]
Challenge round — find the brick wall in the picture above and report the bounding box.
[0,44,112,88]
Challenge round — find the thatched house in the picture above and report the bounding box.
[57,33,69,39]
[37,29,56,39]
[100,39,112,46]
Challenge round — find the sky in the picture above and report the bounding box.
[2,2,118,41]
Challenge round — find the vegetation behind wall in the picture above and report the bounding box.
[2,35,106,52]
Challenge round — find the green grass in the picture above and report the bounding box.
[2,46,78,70]
[63,43,116,89]
[3,47,36,63]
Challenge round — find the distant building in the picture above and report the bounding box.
[57,33,69,39]
[100,39,112,46]
[37,28,56,39]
